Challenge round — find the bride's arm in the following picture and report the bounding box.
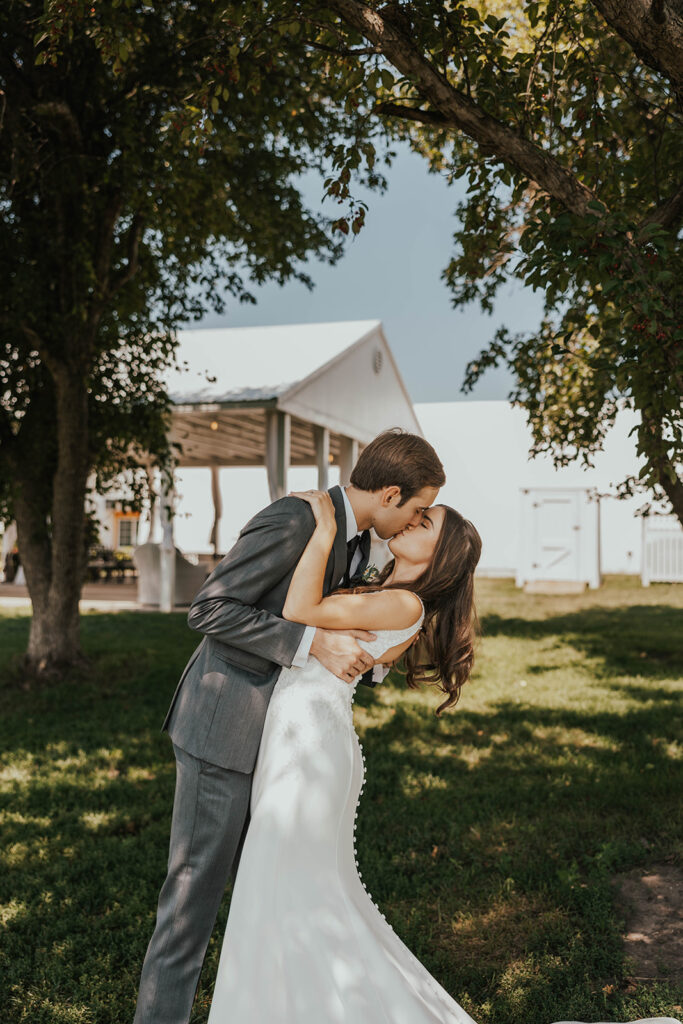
[282,491,422,632]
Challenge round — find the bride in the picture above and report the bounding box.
[205,490,678,1024]
[206,488,483,1023]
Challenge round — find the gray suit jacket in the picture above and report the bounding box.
[161,485,373,773]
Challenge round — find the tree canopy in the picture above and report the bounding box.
[2,0,681,672]
[0,0,387,671]
[288,0,682,520]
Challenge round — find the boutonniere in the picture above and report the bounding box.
[361,563,380,584]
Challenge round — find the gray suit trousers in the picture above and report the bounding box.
[132,741,252,1024]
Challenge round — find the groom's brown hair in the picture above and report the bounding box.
[350,428,445,505]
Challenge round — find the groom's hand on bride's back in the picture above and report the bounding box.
[310,628,376,684]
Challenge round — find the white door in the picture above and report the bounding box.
[530,491,581,580]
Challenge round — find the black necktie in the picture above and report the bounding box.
[346,533,361,565]
[345,530,371,587]
[343,531,376,688]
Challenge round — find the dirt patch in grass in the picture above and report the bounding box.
[612,864,683,984]
[425,891,568,973]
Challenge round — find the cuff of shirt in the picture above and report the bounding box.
[291,625,316,668]
[372,664,390,684]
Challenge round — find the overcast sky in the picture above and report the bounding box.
[198,143,545,404]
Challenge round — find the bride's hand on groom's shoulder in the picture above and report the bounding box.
[289,489,336,534]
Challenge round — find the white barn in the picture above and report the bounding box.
[171,397,679,587]
[415,401,658,585]
[96,330,681,594]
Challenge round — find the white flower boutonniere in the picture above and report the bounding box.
[361,563,380,584]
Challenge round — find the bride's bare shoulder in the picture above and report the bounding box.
[368,588,423,629]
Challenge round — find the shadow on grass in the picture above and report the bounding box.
[1,607,681,1023]
[3,703,681,1022]
[480,604,683,681]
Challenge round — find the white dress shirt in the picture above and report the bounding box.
[291,488,388,684]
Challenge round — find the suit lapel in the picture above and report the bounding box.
[328,484,348,591]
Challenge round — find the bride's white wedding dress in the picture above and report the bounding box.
[206,596,678,1024]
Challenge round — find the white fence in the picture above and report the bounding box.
[641,513,683,585]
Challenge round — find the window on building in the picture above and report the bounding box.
[117,518,138,548]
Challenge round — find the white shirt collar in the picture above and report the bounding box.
[341,486,360,543]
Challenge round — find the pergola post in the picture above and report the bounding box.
[209,462,223,558]
[589,492,602,589]
[159,475,176,613]
[641,514,650,587]
[314,426,330,491]
[266,410,290,501]
[0,520,17,581]
[338,436,359,486]
[140,462,161,545]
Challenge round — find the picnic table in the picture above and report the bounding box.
[87,554,137,583]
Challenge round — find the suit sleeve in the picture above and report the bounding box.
[187,500,315,668]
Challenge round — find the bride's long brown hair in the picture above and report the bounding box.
[352,505,482,715]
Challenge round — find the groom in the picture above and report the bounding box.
[133,428,445,1024]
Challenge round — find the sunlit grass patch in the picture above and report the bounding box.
[0,580,681,1023]
[0,897,27,927]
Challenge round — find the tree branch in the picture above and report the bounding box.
[110,213,144,294]
[374,101,448,126]
[32,100,83,149]
[19,322,62,380]
[95,191,124,294]
[638,180,683,231]
[0,398,15,460]
[589,0,683,94]
[323,0,596,217]
[303,39,382,56]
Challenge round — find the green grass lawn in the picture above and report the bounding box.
[1,576,681,1024]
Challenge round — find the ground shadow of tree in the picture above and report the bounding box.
[1,606,681,1023]
[479,605,682,681]
[350,690,682,1022]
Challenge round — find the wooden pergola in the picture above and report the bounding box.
[152,319,422,610]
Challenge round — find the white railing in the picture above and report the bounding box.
[641,513,683,585]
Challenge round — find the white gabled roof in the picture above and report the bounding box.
[165,319,421,441]
[165,320,382,405]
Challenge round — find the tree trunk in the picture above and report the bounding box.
[14,369,91,677]
[658,463,683,528]
[638,409,683,529]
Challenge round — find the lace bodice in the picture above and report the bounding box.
[274,591,425,705]
[351,593,425,665]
